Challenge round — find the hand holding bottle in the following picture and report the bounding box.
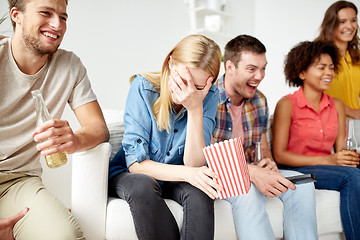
[328,151,359,167]
[256,158,279,172]
[32,119,78,155]
[31,90,72,168]
[253,141,279,172]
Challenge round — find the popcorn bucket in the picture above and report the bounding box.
[203,138,251,199]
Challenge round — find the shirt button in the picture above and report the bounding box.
[137,139,142,143]
[167,152,170,156]
[228,127,232,131]
[320,130,323,133]
[174,129,178,133]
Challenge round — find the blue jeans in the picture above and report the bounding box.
[281,165,360,240]
[225,170,317,240]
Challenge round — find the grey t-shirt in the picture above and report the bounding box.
[0,37,97,176]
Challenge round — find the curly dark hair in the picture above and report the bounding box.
[284,41,341,87]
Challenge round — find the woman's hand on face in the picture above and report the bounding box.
[329,150,359,167]
[185,166,222,200]
[169,66,213,111]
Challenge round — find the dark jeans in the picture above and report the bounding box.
[109,172,214,240]
[280,165,360,240]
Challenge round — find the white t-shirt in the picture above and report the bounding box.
[0,37,97,176]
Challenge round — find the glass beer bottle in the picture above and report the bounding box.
[32,90,68,168]
[344,119,358,152]
[254,142,262,164]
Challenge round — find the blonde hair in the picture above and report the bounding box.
[130,34,221,132]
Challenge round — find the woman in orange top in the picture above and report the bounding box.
[273,41,360,240]
[316,1,360,118]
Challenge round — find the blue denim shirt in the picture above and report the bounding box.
[108,75,220,180]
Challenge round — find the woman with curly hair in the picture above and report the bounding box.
[273,40,360,240]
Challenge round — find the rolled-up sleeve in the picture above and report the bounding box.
[121,76,157,168]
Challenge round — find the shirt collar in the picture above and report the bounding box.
[295,86,332,111]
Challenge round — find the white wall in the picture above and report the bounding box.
[1,0,359,207]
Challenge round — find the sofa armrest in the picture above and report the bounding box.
[71,142,111,240]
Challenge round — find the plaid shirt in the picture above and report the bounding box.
[212,75,269,163]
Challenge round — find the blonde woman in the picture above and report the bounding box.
[108,35,222,240]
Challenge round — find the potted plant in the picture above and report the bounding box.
[0,13,7,25]
[0,13,8,40]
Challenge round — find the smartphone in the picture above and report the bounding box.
[286,174,317,184]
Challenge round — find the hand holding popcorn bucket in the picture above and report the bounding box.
[203,138,251,199]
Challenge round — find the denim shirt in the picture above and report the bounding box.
[109,74,220,180]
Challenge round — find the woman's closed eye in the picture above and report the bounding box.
[195,85,206,90]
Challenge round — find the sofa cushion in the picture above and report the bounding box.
[107,122,124,161]
[103,110,125,161]
[315,190,343,237]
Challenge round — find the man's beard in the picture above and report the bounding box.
[22,30,59,56]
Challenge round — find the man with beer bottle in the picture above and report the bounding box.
[0,0,109,239]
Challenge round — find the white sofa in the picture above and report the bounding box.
[71,110,345,240]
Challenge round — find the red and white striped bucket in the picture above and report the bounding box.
[203,138,251,199]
